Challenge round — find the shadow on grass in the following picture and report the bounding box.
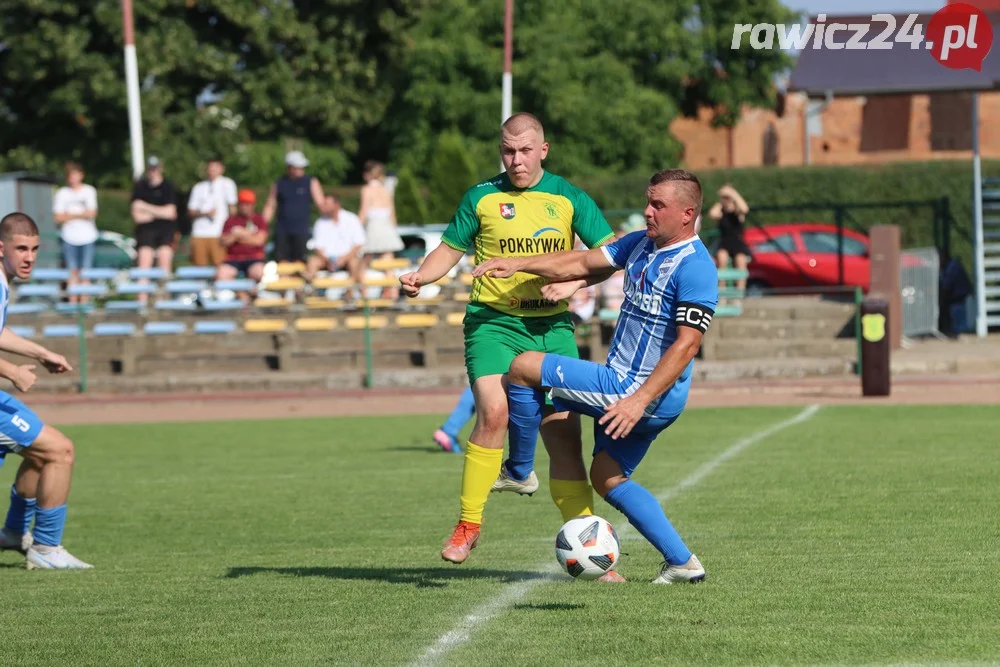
[224,566,558,589]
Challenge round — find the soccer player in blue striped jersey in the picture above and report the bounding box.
[0,212,92,569]
[473,169,717,583]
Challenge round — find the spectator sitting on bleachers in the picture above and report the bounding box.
[306,194,366,294]
[217,189,268,303]
[52,161,98,304]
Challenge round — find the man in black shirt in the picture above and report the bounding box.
[130,155,178,288]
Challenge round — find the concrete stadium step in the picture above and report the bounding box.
[712,317,853,340]
[702,338,856,362]
[695,357,853,381]
[735,296,857,322]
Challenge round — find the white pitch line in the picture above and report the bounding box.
[410,404,821,666]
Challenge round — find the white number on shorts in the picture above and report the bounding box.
[10,415,30,433]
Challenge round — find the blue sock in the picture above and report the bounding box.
[506,383,543,482]
[442,387,476,439]
[605,480,692,566]
[32,505,68,547]
[4,485,36,535]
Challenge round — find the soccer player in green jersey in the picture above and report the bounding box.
[400,113,621,576]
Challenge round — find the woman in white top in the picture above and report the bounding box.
[357,160,404,298]
[52,162,99,303]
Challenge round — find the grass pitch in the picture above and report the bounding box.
[1,404,998,666]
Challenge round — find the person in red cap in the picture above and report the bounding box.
[216,189,269,302]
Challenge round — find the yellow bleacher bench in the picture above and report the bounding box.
[446,312,466,326]
[276,262,307,276]
[460,273,475,286]
[305,297,345,309]
[244,319,288,333]
[294,318,338,332]
[253,297,293,308]
[345,315,389,329]
[370,258,412,272]
[361,275,400,288]
[358,298,395,309]
[264,277,305,291]
[312,276,354,290]
[396,313,439,328]
[454,292,471,302]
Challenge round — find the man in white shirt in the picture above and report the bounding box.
[186,156,237,266]
[52,162,99,303]
[306,194,366,288]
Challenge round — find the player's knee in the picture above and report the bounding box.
[27,427,75,467]
[509,352,543,386]
[477,400,509,434]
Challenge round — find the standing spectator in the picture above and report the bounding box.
[218,189,269,304]
[939,250,972,338]
[262,150,324,266]
[130,156,178,298]
[359,160,404,261]
[52,162,98,303]
[358,160,404,298]
[306,194,366,293]
[708,183,751,290]
[186,155,237,267]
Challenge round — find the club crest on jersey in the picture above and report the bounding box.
[500,203,516,219]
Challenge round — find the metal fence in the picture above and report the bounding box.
[900,247,940,338]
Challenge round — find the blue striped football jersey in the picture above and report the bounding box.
[600,231,718,393]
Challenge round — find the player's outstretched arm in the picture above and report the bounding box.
[0,328,73,374]
[598,326,705,440]
[473,247,611,283]
[398,243,466,298]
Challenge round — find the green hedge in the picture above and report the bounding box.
[577,159,1000,270]
[97,159,998,271]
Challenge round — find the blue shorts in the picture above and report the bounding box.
[540,354,680,478]
[62,241,96,272]
[0,392,44,468]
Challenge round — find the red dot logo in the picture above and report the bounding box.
[927,3,993,71]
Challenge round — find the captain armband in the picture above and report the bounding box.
[674,302,714,334]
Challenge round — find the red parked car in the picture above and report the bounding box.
[738,223,874,294]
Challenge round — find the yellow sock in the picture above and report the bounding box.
[459,442,504,525]
[550,478,594,522]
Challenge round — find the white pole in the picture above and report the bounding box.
[122,0,145,180]
[500,0,513,171]
[973,92,987,337]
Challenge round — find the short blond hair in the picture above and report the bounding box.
[501,112,544,140]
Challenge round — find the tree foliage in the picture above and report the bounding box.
[0,0,793,191]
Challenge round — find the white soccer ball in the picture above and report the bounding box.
[554,515,621,581]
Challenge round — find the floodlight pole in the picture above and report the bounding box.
[973,92,987,337]
[500,0,513,171]
[122,0,145,180]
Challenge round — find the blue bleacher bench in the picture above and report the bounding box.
[31,268,70,282]
[94,322,137,337]
[166,280,209,294]
[214,279,257,292]
[66,283,108,297]
[55,303,96,315]
[115,282,158,295]
[176,266,218,280]
[42,324,82,338]
[8,303,48,315]
[155,299,197,312]
[144,321,187,336]
[105,300,144,312]
[202,299,244,311]
[81,268,119,281]
[194,320,239,334]
[128,267,168,281]
[8,326,35,338]
[15,284,60,299]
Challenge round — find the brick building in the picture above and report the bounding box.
[671,1,1000,170]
